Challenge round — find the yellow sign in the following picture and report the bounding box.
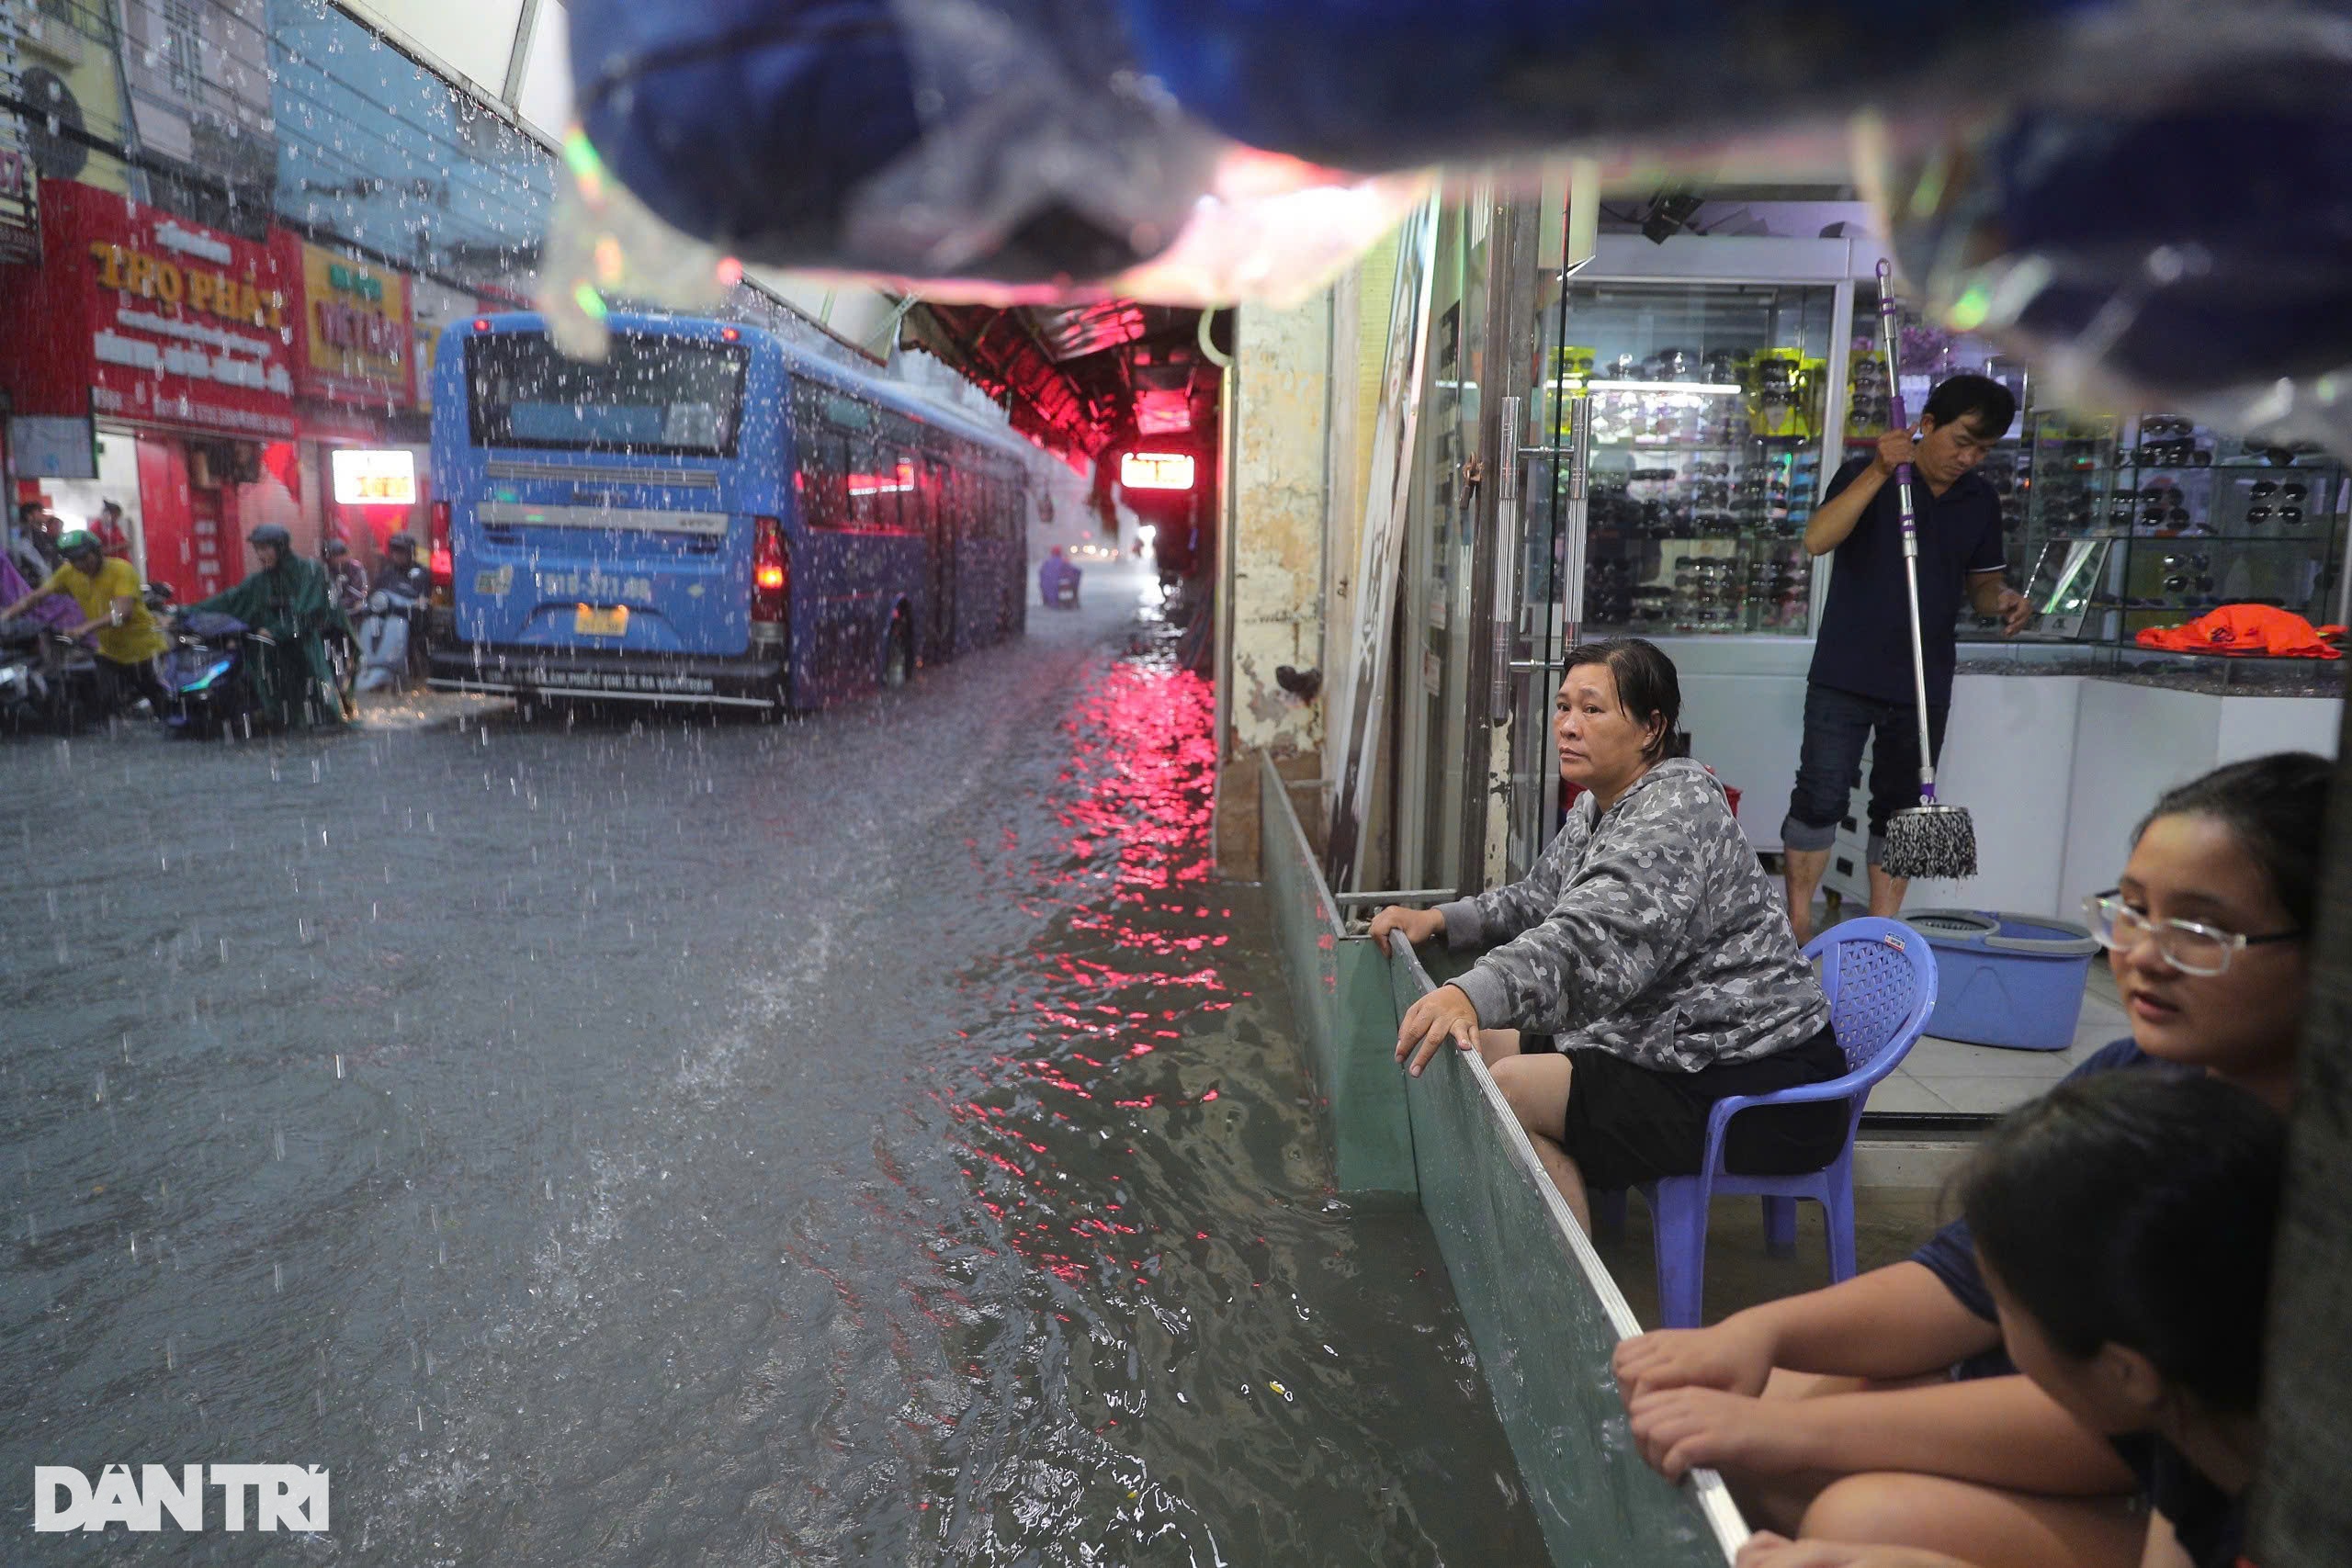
[88,243,284,329]
[331,448,416,505]
[1121,451,1196,491]
[300,242,408,389]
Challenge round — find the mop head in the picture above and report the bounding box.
[1883,802,1978,880]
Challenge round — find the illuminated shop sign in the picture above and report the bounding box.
[332,448,416,505]
[1121,451,1195,491]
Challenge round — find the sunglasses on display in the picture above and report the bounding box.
[2247,506,2307,525]
[2250,480,2308,500]
[2142,416,2196,438]
[2143,505,2192,526]
[2161,552,2211,571]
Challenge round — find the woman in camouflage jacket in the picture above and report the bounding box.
[1372,638,1845,1230]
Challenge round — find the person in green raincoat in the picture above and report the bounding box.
[182,524,356,728]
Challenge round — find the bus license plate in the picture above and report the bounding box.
[574,605,628,637]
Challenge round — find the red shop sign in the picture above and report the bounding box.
[0,181,296,440]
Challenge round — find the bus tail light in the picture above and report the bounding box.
[752,516,789,620]
[429,500,454,602]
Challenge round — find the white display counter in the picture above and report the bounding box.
[1657,636,2343,920]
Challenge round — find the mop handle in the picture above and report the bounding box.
[1874,262,1939,802]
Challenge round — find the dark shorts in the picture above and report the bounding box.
[1530,1025,1850,1191]
[1781,682,1950,863]
[96,653,171,713]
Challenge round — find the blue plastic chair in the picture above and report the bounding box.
[1595,917,1939,1328]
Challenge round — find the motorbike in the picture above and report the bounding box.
[0,618,59,733]
[0,581,183,735]
[0,623,130,735]
[161,611,260,738]
[356,586,423,691]
[163,610,358,737]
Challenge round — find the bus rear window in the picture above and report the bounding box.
[465,333,750,457]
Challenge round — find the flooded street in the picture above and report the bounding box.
[2,573,1544,1565]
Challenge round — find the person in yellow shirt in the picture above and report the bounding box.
[0,530,174,715]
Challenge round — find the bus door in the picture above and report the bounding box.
[921,457,956,662]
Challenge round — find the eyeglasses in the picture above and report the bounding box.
[2142,415,2195,437]
[2249,481,2307,500]
[2082,890,2300,976]
[2247,505,2306,525]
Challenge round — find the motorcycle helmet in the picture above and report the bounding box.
[384,532,417,553]
[56,529,101,558]
[248,524,292,550]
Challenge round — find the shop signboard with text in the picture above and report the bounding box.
[0,6,41,265]
[277,234,414,405]
[0,180,295,440]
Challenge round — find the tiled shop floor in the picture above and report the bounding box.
[1861,959,2125,1118]
[1597,1184,1947,1329]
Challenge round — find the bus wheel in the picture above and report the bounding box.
[882,615,913,689]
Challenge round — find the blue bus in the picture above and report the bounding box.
[425,311,1035,710]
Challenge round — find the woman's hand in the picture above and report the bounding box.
[1613,1316,1778,1404]
[1736,1533,1977,1568]
[1394,983,1480,1077]
[1366,905,1446,951]
[1627,1386,1811,1482]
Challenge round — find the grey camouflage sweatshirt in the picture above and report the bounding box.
[1434,758,1830,1073]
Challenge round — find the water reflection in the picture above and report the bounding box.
[0,605,1540,1564]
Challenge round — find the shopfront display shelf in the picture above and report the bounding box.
[1976,407,2350,650]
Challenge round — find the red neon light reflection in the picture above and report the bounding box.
[847,461,917,496]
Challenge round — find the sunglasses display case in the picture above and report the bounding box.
[1532,280,1839,638]
[1986,410,2351,645]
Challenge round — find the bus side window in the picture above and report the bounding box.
[797,424,850,530]
[909,457,942,539]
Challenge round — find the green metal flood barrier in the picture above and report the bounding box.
[1257,752,1745,1567]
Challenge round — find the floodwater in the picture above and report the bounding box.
[0,571,1546,1564]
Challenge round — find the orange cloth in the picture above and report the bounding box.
[2135,604,2346,660]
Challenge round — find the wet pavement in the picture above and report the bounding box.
[1,569,1545,1565]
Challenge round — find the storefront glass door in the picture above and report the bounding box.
[1394,201,1492,896]
[1506,270,1840,873]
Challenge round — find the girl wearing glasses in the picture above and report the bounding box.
[1611,750,2325,1568]
[1735,1072,2283,1568]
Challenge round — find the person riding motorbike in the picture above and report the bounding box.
[323,537,369,616]
[0,529,174,715]
[1039,544,1081,607]
[356,532,430,691]
[179,524,356,728]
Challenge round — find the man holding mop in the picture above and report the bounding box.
[1781,373,2029,941]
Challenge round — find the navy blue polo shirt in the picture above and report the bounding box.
[1911,1038,2186,1321]
[1808,457,2007,708]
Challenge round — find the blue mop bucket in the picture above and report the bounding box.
[1908,910,2099,1052]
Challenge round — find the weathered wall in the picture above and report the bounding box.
[1324,234,1398,790]
[1227,295,1331,759]
[1214,293,1333,874]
